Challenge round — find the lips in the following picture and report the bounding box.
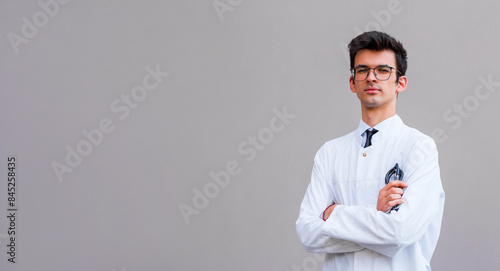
[364,87,380,94]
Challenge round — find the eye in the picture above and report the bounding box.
[356,68,369,74]
[376,67,391,74]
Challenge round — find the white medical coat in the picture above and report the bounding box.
[296,115,445,271]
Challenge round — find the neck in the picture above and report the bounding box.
[361,106,396,127]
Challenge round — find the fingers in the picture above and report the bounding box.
[384,180,408,190]
[378,197,404,212]
[377,181,407,212]
[387,192,402,201]
[387,186,404,195]
[387,198,404,207]
[382,182,407,198]
[322,204,337,221]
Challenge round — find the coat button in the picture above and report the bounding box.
[363,153,367,157]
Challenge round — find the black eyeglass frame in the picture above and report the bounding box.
[350,65,402,82]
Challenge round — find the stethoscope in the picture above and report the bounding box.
[385,163,404,212]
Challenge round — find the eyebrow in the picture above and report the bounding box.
[354,64,391,69]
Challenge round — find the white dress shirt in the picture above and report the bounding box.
[296,115,445,271]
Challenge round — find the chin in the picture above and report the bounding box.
[361,98,380,108]
[363,103,379,109]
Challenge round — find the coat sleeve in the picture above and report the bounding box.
[296,145,365,254]
[320,138,445,257]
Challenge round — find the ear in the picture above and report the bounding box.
[349,76,356,93]
[396,75,407,94]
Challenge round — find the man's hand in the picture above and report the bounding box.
[322,204,337,221]
[377,181,408,213]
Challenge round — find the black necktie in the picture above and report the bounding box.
[364,129,378,148]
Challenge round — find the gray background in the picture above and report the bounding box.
[1,0,499,270]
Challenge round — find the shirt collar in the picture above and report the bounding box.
[356,114,404,141]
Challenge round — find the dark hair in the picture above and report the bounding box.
[348,31,407,79]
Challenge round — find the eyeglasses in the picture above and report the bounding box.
[350,65,402,81]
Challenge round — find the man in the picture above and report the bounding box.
[296,31,445,271]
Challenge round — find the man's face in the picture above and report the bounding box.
[349,49,407,110]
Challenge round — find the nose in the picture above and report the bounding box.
[366,69,377,81]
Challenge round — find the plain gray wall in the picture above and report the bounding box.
[1,0,499,270]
